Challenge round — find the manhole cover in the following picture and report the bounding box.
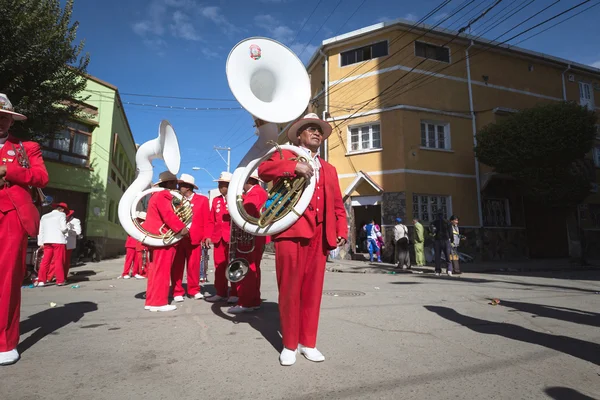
[323,290,366,297]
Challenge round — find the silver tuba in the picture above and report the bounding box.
[117,120,193,247]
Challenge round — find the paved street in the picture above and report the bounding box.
[2,255,599,400]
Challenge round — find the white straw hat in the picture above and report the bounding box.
[287,112,332,143]
[178,173,198,189]
[214,171,233,183]
[0,93,27,121]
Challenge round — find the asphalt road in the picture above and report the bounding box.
[1,256,599,400]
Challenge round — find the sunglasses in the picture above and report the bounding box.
[304,126,323,135]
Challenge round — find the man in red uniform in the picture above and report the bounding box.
[204,171,238,303]
[0,93,49,365]
[228,172,268,314]
[121,211,146,279]
[258,113,347,366]
[172,173,210,301]
[142,171,189,312]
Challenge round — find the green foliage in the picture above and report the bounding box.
[0,0,90,140]
[475,101,597,206]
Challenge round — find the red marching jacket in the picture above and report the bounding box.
[187,193,210,246]
[125,236,138,249]
[208,195,230,244]
[0,136,49,236]
[142,190,186,240]
[257,149,348,250]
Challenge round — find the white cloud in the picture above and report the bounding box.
[404,13,418,22]
[171,10,201,41]
[199,6,240,36]
[201,48,220,59]
[590,60,600,69]
[375,16,394,23]
[254,14,318,64]
[433,12,449,22]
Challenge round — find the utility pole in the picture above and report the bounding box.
[214,146,231,173]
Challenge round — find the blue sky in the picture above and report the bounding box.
[67,0,600,193]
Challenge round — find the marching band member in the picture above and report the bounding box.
[142,171,189,312]
[121,212,146,279]
[0,93,49,365]
[227,172,268,314]
[36,202,69,286]
[204,171,238,303]
[171,174,210,301]
[64,209,81,278]
[258,113,347,366]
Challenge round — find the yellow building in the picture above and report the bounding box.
[299,18,600,261]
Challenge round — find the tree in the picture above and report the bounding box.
[475,101,597,207]
[0,0,90,140]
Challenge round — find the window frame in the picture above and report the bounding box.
[412,193,452,223]
[339,39,389,68]
[347,122,383,154]
[41,122,92,167]
[593,145,600,168]
[420,120,451,150]
[482,197,511,227]
[414,40,451,64]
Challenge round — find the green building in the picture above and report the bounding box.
[41,74,137,258]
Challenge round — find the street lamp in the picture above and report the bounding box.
[192,167,216,180]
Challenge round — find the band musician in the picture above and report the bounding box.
[142,171,189,312]
[121,211,147,279]
[171,174,210,302]
[228,171,269,314]
[205,171,238,304]
[257,113,347,366]
[36,202,69,286]
[0,93,49,366]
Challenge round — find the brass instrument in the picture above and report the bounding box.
[131,190,193,246]
[226,221,256,283]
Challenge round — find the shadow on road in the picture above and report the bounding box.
[18,301,98,354]
[424,306,600,366]
[414,275,599,294]
[67,270,97,283]
[545,386,597,400]
[210,302,281,353]
[496,300,600,328]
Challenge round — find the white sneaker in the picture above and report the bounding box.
[36,281,45,287]
[144,306,151,310]
[298,345,325,362]
[148,305,177,312]
[205,295,227,303]
[173,296,185,302]
[227,305,257,314]
[193,293,204,300]
[123,275,131,279]
[227,296,239,304]
[279,348,297,366]
[0,349,19,366]
[447,271,453,277]
[134,274,146,279]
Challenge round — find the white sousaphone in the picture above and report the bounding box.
[225,37,316,238]
[118,120,193,247]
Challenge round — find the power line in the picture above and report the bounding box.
[298,0,345,58]
[88,89,238,102]
[292,0,325,43]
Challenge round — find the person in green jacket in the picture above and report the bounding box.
[412,218,425,267]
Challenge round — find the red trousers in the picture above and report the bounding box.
[121,248,140,277]
[172,238,201,297]
[145,245,177,307]
[213,239,237,298]
[233,248,263,308]
[37,244,66,284]
[0,210,28,352]
[275,223,327,350]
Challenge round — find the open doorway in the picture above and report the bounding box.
[353,204,382,253]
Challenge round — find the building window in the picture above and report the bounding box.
[340,41,388,67]
[483,198,511,227]
[593,146,600,168]
[415,41,450,63]
[579,82,594,111]
[412,194,450,222]
[110,169,116,182]
[41,121,92,166]
[421,121,450,150]
[349,123,381,152]
[108,200,115,223]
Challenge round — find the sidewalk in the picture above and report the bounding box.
[324,256,600,275]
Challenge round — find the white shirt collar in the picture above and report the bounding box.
[246,184,256,194]
[185,192,195,200]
